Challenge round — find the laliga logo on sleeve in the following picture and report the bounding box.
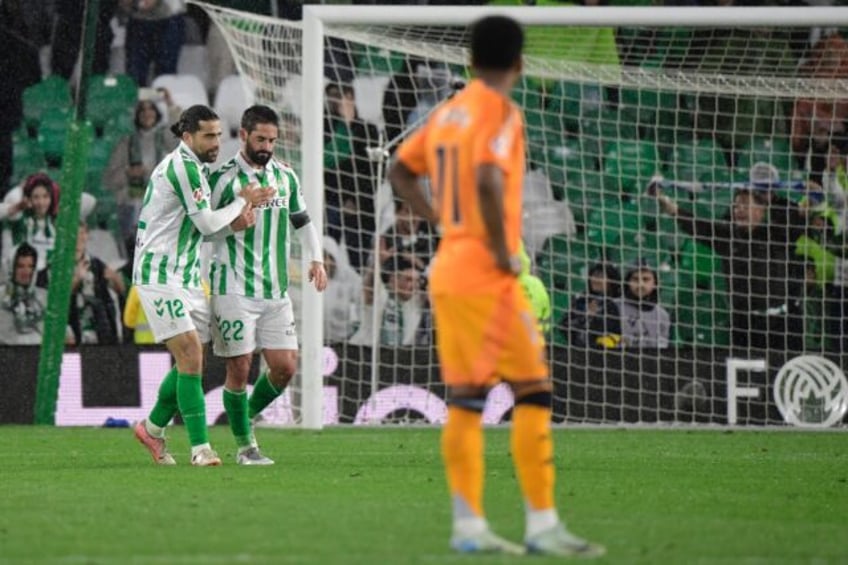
[773,355,848,428]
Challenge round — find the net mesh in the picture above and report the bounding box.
[197,2,848,427]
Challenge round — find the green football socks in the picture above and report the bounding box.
[148,367,179,430]
[177,373,208,447]
[248,372,282,420]
[224,388,252,448]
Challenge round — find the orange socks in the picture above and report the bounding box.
[441,406,485,519]
[511,403,555,511]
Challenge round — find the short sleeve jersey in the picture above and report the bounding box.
[396,79,525,293]
[208,152,306,299]
[133,142,212,289]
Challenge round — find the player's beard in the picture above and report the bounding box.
[246,145,272,167]
[198,148,219,163]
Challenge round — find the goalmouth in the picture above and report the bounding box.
[195,1,848,430]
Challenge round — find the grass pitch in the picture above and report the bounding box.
[0,426,846,564]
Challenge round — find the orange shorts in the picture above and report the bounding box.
[431,278,549,387]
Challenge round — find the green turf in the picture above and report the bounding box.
[0,426,846,564]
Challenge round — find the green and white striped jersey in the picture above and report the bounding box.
[132,142,211,289]
[208,152,306,299]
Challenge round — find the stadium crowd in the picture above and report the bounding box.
[1,0,847,355]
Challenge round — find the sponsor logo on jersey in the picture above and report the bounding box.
[193,188,207,203]
[256,197,288,210]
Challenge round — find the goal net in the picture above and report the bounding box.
[195,2,848,428]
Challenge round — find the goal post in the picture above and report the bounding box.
[195,1,848,429]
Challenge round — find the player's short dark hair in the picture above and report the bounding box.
[241,105,280,134]
[170,105,219,137]
[470,15,524,71]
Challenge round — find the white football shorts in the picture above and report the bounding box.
[210,293,298,357]
[136,285,211,344]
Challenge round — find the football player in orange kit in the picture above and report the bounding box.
[389,14,605,558]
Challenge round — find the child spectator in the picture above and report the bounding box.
[562,262,622,349]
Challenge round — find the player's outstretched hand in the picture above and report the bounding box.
[240,182,276,207]
[308,261,328,292]
[230,203,255,232]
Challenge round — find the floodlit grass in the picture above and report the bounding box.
[0,426,846,564]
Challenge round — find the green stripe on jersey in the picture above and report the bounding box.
[218,264,227,295]
[262,207,273,298]
[174,216,194,282]
[167,161,189,212]
[140,252,154,285]
[243,226,256,297]
[157,256,169,285]
[182,230,202,287]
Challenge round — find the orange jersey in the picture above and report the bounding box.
[397,79,526,294]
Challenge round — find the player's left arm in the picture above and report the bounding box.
[288,169,327,292]
[390,123,438,225]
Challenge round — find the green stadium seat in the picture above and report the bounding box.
[548,80,605,133]
[354,45,404,75]
[619,88,679,133]
[85,137,116,194]
[38,107,72,165]
[584,198,644,251]
[602,139,659,195]
[87,74,138,132]
[675,287,731,347]
[662,138,731,186]
[22,75,71,133]
[11,137,46,185]
[677,237,723,290]
[735,136,793,180]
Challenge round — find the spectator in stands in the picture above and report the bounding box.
[794,202,848,353]
[1,173,59,273]
[103,97,179,242]
[562,262,622,349]
[376,199,438,272]
[0,0,47,193]
[323,236,362,343]
[653,181,807,352]
[350,254,432,347]
[0,173,97,274]
[791,33,848,173]
[324,82,380,271]
[405,61,455,127]
[51,0,117,79]
[123,0,186,87]
[0,243,46,345]
[382,55,428,147]
[617,260,671,349]
[37,222,125,345]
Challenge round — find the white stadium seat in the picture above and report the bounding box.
[177,45,210,92]
[151,73,209,109]
[213,74,256,134]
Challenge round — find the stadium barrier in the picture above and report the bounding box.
[3,345,844,426]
